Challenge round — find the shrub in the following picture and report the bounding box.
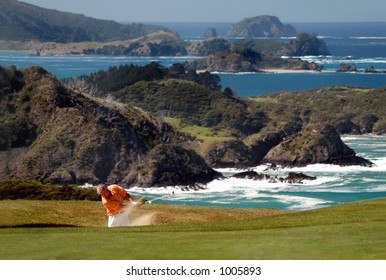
[0,118,35,150]
[0,179,100,201]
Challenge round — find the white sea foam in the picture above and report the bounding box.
[290,163,378,174]
[79,183,95,189]
[297,55,386,67]
[255,193,332,210]
[134,182,333,210]
[127,147,386,209]
[350,36,386,40]
[372,185,386,192]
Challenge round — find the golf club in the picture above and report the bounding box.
[145,191,175,204]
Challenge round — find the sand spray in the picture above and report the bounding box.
[122,200,156,226]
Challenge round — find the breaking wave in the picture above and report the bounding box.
[130,135,386,210]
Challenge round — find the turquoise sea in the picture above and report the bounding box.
[1,22,385,209]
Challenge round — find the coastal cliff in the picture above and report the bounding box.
[263,125,372,166]
[1,64,380,186]
[0,65,221,186]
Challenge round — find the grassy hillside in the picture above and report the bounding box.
[250,85,386,134]
[0,0,167,42]
[0,197,385,259]
[83,64,386,137]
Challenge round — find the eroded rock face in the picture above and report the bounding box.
[125,144,223,187]
[263,125,373,167]
[249,132,285,163]
[0,66,221,186]
[203,140,254,168]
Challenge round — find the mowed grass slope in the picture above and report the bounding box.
[0,198,385,260]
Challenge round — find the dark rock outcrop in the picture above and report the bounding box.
[334,119,361,134]
[232,171,316,184]
[203,140,254,168]
[337,63,357,72]
[232,171,270,180]
[263,125,373,167]
[249,132,285,163]
[284,32,330,56]
[125,144,222,187]
[285,172,317,183]
[203,27,218,38]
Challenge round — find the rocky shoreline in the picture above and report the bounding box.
[0,63,383,188]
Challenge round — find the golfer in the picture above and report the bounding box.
[97,183,139,227]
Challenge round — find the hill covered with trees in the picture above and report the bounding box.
[0,0,168,43]
[69,63,379,168]
[1,61,383,186]
[0,2,330,65]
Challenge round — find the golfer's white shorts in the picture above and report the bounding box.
[108,211,129,227]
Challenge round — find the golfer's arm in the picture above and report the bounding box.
[125,192,133,202]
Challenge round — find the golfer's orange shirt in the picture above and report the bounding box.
[102,185,128,216]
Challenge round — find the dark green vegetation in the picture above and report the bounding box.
[78,63,265,135]
[0,179,99,201]
[258,86,386,134]
[0,65,32,150]
[0,197,385,259]
[79,62,221,94]
[0,0,168,42]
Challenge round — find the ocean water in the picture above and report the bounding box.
[130,134,386,210]
[1,22,385,210]
[0,53,193,79]
[1,23,385,95]
[2,51,384,96]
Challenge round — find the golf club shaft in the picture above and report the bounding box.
[146,192,174,203]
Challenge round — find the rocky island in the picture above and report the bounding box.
[227,15,297,38]
[0,1,330,72]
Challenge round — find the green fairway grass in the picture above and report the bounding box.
[0,198,385,259]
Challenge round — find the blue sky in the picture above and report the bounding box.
[22,0,386,23]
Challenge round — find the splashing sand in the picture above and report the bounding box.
[122,203,156,226]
